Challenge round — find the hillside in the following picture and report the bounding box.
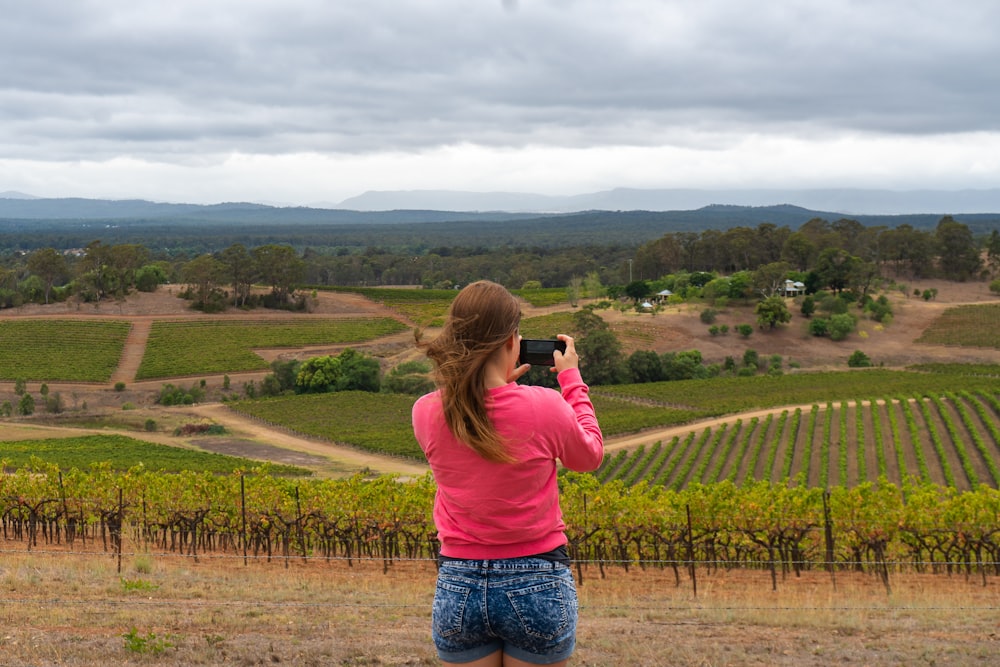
[2,278,999,479]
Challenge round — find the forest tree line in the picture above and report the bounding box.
[1,215,998,311]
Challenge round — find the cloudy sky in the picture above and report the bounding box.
[2,0,999,206]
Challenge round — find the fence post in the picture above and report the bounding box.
[241,473,248,566]
[823,489,836,591]
[686,504,697,598]
[117,487,124,575]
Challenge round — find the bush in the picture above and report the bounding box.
[989,278,1000,296]
[700,308,718,324]
[157,382,206,406]
[296,348,381,393]
[114,382,127,392]
[848,350,873,367]
[45,392,64,414]
[382,360,435,395]
[809,318,830,337]
[736,323,753,338]
[800,295,816,318]
[627,350,664,383]
[144,419,158,432]
[17,393,34,416]
[866,295,893,323]
[829,313,857,341]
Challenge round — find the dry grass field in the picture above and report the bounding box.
[2,546,999,666]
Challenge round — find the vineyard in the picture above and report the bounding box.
[135,317,407,379]
[229,391,422,458]
[1,463,998,590]
[0,434,309,476]
[916,303,1000,348]
[226,369,1000,490]
[0,319,131,382]
[595,390,1000,491]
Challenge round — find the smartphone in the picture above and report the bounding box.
[519,338,567,366]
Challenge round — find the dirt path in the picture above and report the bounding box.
[110,319,151,384]
[185,403,430,477]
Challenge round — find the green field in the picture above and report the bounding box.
[225,368,1000,491]
[591,369,1000,417]
[0,319,131,382]
[136,317,407,379]
[596,390,1000,491]
[229,391,422,458]
[916,303,1000,348]
[0,434,310,475]
[519,311,577,337]
[319,287,456,326]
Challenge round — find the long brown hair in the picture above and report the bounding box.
[416,280,521,463]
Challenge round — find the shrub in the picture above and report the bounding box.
[700,308,718,324]
[296,348,381,393]
[144,419,158,432]
[848,350,873,367]
[17,393,34,416]
[114,381,126,392]
[829,313,857,341]
[627,350,664,383]
[736,323,753,338]
[45,392,64,414]
[866,295,893,323]
[809,318,830,337]
[801,295,816,318]
[157,382,206,406]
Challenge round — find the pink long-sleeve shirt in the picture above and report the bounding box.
[412,368,604,559]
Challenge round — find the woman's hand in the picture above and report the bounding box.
[506,362,532,383]
[552,334,579,373]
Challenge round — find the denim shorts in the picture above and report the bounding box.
[432,556,579,664]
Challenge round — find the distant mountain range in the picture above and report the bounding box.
[4,187,1000,218]
[333,187,1000,215]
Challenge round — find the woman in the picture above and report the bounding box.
[412,280,604,666]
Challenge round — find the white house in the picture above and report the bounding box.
[783,280,805,296]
